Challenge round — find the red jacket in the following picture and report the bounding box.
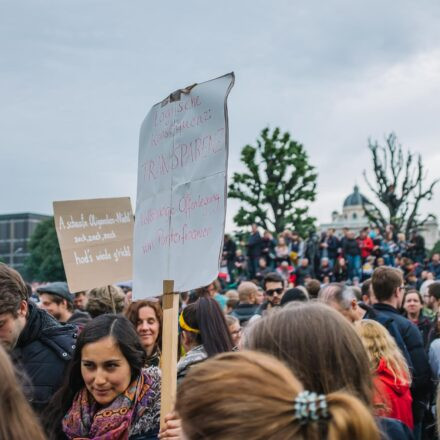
[358,236,374,259]
[372,358,413,429]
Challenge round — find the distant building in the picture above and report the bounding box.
[0,213,51,272]
[320,186,439,249]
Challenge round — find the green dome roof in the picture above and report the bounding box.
[343,185,370,207]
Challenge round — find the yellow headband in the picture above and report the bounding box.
[179,313,200,334]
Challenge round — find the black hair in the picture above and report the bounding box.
[45,314,146,439]
[280,288,308,306]
[262,272,284,290]
[429,283,440,301]
[361,279,372,298]
[181,296,233,357]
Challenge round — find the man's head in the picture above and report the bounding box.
[361,278,377,305]
[428,283,440,312]
[237,281,258,304]
[0,263,29,350]
[74,291,88,311]
[279,261,289,271]
[37,282,74,323]
[432,253,440,264]
[319,283,363,323]
[300,258,309,268]
[251,223,258,234]
[258,257,267,269]
[262,272,285,306]
[305,279,321,299]
[371,266,404,308]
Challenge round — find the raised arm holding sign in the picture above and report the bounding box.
[133,73,234,425]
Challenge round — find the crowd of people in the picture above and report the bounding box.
[222,224,438,287]
[0,221,440,439]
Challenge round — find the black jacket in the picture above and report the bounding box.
[223,239,237,262]
[343,238,361,256]
[11,301,77,413]
[67,310,91,328]
[373,303,431,404]
[377,417,414,440]
[360,303,413,370]
[247,232,263,258]
[230,303,259,325]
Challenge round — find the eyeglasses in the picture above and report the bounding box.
[266,288,284,296]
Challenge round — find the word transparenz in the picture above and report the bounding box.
[140,192,221,226]
[142,224,211,254]
[58,212,131,230]
[142,128,225,182]
[74,245,131,265]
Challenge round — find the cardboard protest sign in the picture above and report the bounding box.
[133,73,234,299]
[53,197,134,293]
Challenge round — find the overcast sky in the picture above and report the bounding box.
[2,0,440,232]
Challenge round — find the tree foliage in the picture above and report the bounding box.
[229,127,317,236]
[24,218,66,282]
[363,133,439,236]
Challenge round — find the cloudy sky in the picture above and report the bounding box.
[2,0,440,231]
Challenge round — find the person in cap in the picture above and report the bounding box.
[37,281,91,327]
[0,263,77,414]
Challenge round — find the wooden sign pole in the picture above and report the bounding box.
[160,279,179,428]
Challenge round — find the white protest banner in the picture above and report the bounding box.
[133,73,234,299]
[53,197,134,293]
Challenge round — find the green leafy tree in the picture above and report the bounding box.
[24,218,66,282]
[362,133,439,236]
[229,127,317,236]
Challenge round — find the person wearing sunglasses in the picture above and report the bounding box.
[253,272,285,319]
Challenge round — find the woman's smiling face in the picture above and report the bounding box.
[81,336,131,405]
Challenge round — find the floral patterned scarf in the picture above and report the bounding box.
[62,370,154,440]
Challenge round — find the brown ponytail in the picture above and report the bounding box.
[326,392,380,440]
[176,351,380,440]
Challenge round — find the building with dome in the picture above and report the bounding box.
[319,186,439,249]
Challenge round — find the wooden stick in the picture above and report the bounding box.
[160,279,179,428]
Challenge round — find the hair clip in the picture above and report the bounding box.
[293,390,329,424]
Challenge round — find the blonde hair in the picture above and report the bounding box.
[225,289,239,300]
[355,319,411,386]
[0,345,46,440]
[176,351,380,440]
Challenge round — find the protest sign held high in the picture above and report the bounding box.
[53,197,134,293]
[133,73,234,427]
[133,73,235,299]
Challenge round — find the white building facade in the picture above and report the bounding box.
[319,186,439,250]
